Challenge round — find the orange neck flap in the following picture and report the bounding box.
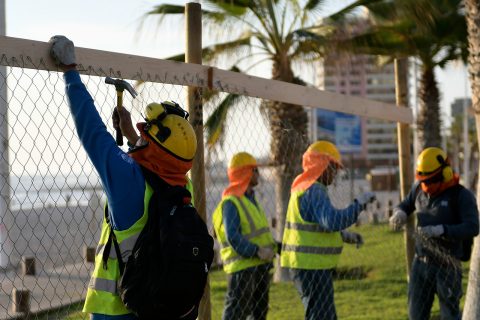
[222,165,254,197]
[129,123,192,186]
[420,174,459,197]
[291,151,336,192]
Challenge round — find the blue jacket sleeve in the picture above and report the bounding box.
[64,70,145,231]
[300,183,362,231]
[223,200,258,258]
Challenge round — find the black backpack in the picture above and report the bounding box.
[102,168,214,319]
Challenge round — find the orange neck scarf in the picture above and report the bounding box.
[291,151,338,192]
[421,174,460,197]
[222,165,254,197]
[129,123,192,186]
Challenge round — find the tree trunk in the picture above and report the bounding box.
[269,100,308,282]
[417,66,442,148]
[462,1,480,319]
[269,59,309,282]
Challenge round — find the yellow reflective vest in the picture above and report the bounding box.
[280,184,343,270]
[186,178,194,206]
[212,195,276,274]
[83,183,153,315]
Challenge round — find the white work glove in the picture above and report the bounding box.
[389,209,407,231]
[356,192,376,208]
[257,246,275,261]
[49,35,77,66]
[418,225,444,238]
[341,230,364,248]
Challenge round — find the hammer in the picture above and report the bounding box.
[105,77,138,146]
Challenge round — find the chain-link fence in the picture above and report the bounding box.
[0,36,464,320]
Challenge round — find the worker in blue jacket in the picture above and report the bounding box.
[212,152,277,320]
[49,35,198,319]
[390,147,479,320]
[281,140,376,320]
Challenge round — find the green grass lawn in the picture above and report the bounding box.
[62,223,470,319]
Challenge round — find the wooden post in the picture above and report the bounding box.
[461,2,480,317]
[11,288,30,313]
[0,0,11,270]
[21,256,35,276]
[186,3,211,320]
[395,58,415,279]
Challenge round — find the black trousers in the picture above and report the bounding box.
[222,264,271,320]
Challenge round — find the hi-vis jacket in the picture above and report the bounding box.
[83,183,153,315]
[213,195,276,274]
[281,185,344,270]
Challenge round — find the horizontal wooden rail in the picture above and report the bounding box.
[0,36,413,124]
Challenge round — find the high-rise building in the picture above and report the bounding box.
[317,54,398,167]
[450,97,474,127]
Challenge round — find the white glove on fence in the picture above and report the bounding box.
[49,35,77,66]
[418,225,444,238]
[389,209,407,231]
[257,247,275,261]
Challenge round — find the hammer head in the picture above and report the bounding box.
[105,77,138,98]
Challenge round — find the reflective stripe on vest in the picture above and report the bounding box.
[219,227,271,248]
[95,234,139,260]
[89,277,118,295]
[83,183,153,316]
[282,244,343,255]
[280,186,343,270]
[212,195,276,274]
[284,221,331,233]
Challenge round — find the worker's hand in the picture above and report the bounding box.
[341,230,364,248]
[113,107,139,145]
[418,225,444,238]
[257,246,275,261]
[389,209,407,231]
[356,192,376,208]
[49,35,77,71]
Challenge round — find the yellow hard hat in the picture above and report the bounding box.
[144,102,197,160]
[229,152,257,169]
[416,147,453,182]
[307,140,342,165]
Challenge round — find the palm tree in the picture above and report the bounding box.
[144,0,331,279]
[461,1,480,318]
[329,0,468,149]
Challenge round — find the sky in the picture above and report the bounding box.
[4,0,471,125]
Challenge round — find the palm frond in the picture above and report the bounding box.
[205,93,241,146]
[202,34,253,63]
[146,4,184,15]
[328,0,383,21]
[203,0,249,16]
[305,0,327,12]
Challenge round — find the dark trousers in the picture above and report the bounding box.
[408,256,462,320]
[290,268,336,320]
[222,264,271,320]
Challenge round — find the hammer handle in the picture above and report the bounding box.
[115,91,124,146]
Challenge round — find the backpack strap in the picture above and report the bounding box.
[101,204,126,274]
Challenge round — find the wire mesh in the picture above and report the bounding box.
[0,46,470,320]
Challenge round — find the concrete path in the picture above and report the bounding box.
[0,262,92,320]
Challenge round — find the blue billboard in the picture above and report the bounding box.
[316,109,362,153]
